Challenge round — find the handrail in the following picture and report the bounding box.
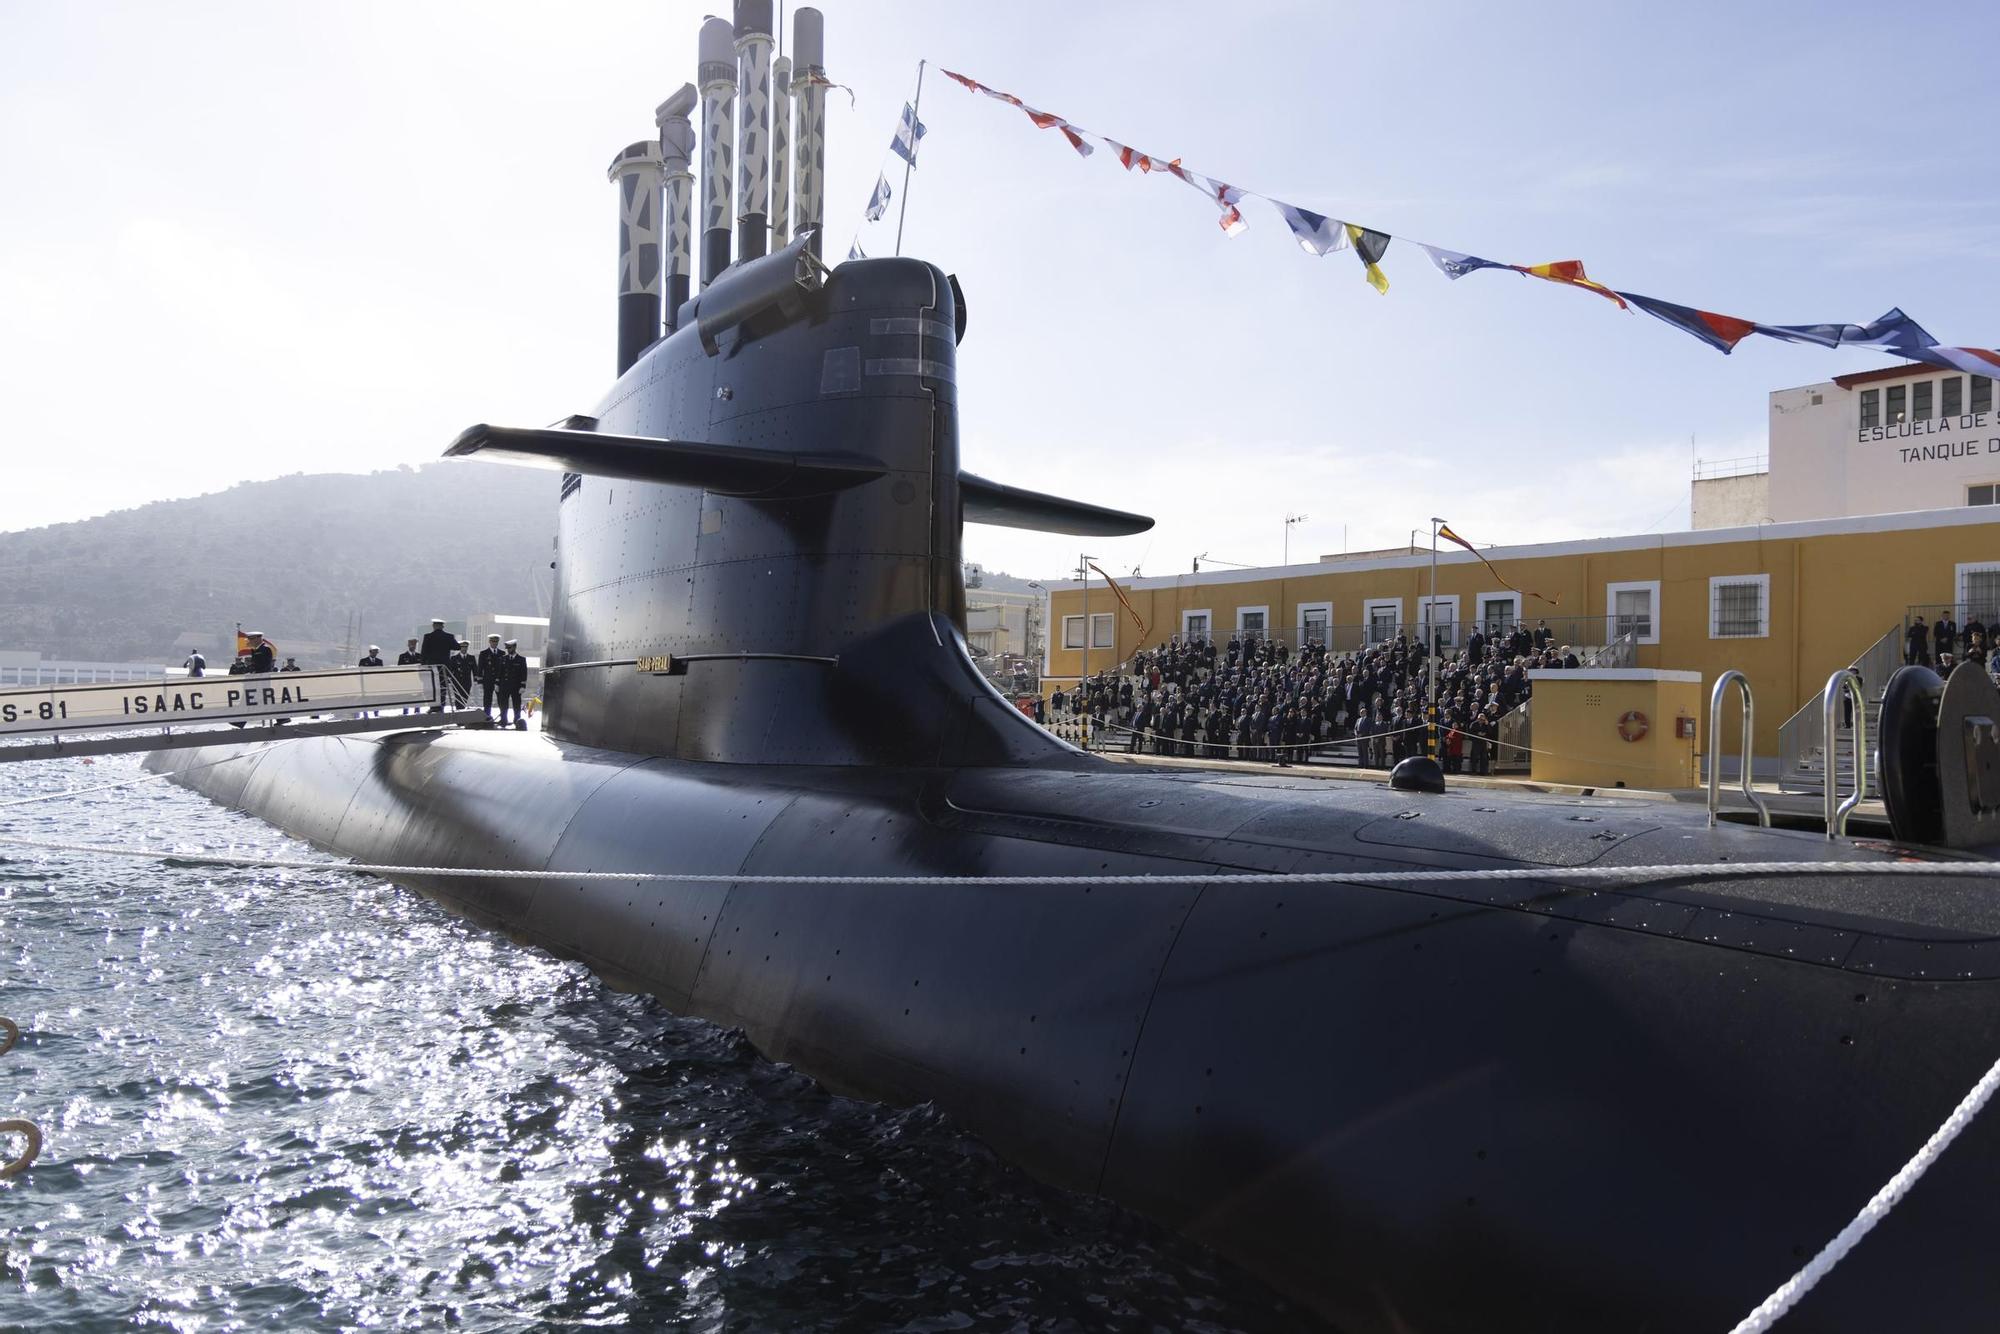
[1775,621,1901,793]
[1707,671,1771,828]
[1822,667,1869,839]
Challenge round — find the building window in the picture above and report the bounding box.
[1605,579,1661,645]
[1960,563,2000,624]
[1478,592,1521,636]
[1062,613,1113,650]
[1709,574,1770,639]
[1180,609,1211,642]
[1417,596,1458,649]
[1297,602,1332,647]
[1860,388,1880,430]
[1975,376,1994,415]
[1364,598,1402,645]
[1887,384,1906,422]
[1237,607,1269,640]
[1943,376,1964,417]
[1913,380,1934,421]
[1970,484,1999,507]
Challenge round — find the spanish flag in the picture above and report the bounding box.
[1345,223,1391,295]
[1438,524,1559,607]
[1515,259,1626,309]
[1086,562,1149,638]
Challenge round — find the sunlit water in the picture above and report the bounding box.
[0,754,1309,1331]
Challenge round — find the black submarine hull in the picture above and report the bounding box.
[149,724,2000,1332]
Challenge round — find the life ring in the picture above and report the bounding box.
[1618,709,1650,743]
[0,1119,40,1179]
[0,1016,16,1057]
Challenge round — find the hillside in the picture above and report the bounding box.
[0,464,557,666]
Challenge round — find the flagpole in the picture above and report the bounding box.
[893,60,925,257]
[1428,519,1441,760]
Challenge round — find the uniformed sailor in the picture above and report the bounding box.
[419,618,456,711]
[182,649,205,677]
[501,638,529,730]
[359,645,384,667]
[280,657,301,672]
[448,640,475,707]
[242,631,276,674]
[396,639,421,666]
[477,634,506,721]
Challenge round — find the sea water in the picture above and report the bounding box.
[0,754,1307,1331]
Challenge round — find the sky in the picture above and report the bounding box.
[3,0,1997,582]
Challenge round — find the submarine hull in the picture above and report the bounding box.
[150,728,2000,1332]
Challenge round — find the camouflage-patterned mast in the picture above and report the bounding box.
[733,0,775,262]
[697,17,736,285]
[655,85,697,332]
[605,141,664,374]
[770,54,792,250]
[791,7,825,261]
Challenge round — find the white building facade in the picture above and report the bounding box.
[1745,363,2000,524]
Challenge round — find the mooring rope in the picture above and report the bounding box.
[1727,1048,2000,1333]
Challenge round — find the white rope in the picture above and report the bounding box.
[1728,1049,2000,1333]
[1,833,1997,887]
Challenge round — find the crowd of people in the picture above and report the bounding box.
[1905,612,1996,675]
[1049,623,1592,772]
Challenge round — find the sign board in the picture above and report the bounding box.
[0,666,440,739]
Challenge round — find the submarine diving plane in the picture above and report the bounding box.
[152,6,2000,1328]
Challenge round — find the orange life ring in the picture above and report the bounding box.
[1618,709,1650,743]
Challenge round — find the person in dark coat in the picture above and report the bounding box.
[396,639,420,666]
[1934,614,1958,664]
[501,639,530,729]
[477,634,506,722]
[420,618,457,713]
[1906,616,1930,667]
[280,657,301,672]
[242,632,276,674]
[448,640,476,707]
[359,645,384,667]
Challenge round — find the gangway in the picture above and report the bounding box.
[0,666,489,763]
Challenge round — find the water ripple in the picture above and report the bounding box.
[0,754,1310,1331]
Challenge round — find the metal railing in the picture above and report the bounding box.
[1120,615,1627,664]
[1494,699,1532,772]
[1902,603,2000,664]
[1692,454,1769,481]
[1776,623,1900,793]
[1822,668,1869,838]
[1706,671,1771,827]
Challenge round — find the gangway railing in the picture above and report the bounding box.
[1706,671,1771,828]
[0,665,488,763]
[1776,623,1900,793]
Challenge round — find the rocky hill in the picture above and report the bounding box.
[0,464,557,667]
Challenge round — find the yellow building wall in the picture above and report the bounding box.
[1043,516,1996,760]
[1527,673,1702,789]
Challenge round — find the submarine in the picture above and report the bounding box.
[150,6,2000,1329]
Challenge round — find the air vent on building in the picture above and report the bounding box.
[561,471,582,500]
[1811,393,1824,405]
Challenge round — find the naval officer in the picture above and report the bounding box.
[477,634,506,722]
[358,645,383,667]
[500,638,528,729]
[420,618,456,711]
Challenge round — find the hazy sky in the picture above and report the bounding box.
[4,1,1996,580]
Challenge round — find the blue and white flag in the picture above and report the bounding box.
[1754,307,1937,359]
[1274,202,1347,257]
[847,237,866,261]
[865,172,892,222]
[1417,243,1513,281]
[891,102,926,165]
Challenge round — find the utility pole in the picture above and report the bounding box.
[1427,518,1443,760]
[1075,553,1096,684]
[1284,512,1308,567]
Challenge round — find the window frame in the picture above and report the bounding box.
[1477,591,1523,637]
[1363,597,1403,645]
[1605,579,1662,646]
[1859,388,1880,430]
[1235,605,1271,640]
[1179,608,1212,642]
[1913,379,1934,421]
[1416,595,1460,648]
[1943,376,1964,418]
[1708,574,1772,640]
[1061,612,1115,650]
[1974,376,1993,415]
[1969,484,1999,507]
[1957,562,2000,621]
[1887,383,1907,422]
[1295,600,1333,646]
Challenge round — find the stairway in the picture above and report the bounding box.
[1780,697,1880,797]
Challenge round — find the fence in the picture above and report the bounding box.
[1117,614,1630,664]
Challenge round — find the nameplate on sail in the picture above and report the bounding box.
[0,666,441,738]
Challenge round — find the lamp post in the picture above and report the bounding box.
[1427,517,1443,760]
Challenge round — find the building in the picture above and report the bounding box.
[1042,504,2000,758]
[965,587,1042,661]
[466,613,550,668]
[1693,361,1998,528]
